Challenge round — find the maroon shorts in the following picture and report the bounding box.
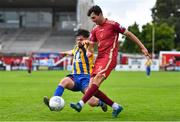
[91,56,117,78]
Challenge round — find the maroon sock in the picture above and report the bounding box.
[95,90,114,106]
[82,84,99,103]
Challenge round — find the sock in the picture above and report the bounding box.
[82,84,99,103]
[54,85,64,96]
[112,102,120,110]
[97,100,104,106]
[95,90,114,106]
[78,100,85,107]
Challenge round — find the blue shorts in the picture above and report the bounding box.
[66,74,90,92]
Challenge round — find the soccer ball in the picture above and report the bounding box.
[49,96,65,111]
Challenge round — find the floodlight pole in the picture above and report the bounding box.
[152,23,155,59]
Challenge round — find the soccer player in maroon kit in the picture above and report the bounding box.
[26,53,33,74]
[70,5,151,117]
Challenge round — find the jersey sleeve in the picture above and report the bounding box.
[71,49,75,55]
[113,22,127,34]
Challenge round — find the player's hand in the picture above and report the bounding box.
[82,40,89,45]
[77,40,89,48]
[141,48,151,59]
[77,41,84,48]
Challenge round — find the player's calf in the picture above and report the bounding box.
[28,69,31,74]
[87,97,108,112]
[100,102,108,112]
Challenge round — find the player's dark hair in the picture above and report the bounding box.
[75,29,90,38]
[87,5,102,16]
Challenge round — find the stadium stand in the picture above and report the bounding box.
[0,0,93,54]
[0,28,75,53]
[40,32,75,52]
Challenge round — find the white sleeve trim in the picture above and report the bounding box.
[123,30,128,35]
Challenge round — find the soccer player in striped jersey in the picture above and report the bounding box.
[145,58,152,77]
[43,29,107,112]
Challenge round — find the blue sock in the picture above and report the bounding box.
[97,100,104,106]
[54,85,64,96]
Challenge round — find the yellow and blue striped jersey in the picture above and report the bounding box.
[71,45,94,74]
[145,59,152,66]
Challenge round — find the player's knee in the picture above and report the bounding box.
[59,79,69,88]
[93,74,104,86]
[59,78,74,89]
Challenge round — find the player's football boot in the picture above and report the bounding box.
[100,102,108,112]
[43,96,53,111]
[70,103,82,112]
[112,105,123,118]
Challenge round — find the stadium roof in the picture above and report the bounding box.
[0,0,77,9]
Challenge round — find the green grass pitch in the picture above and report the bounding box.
[0,71,180,121]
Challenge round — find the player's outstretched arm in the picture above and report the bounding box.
[124,31,151,59]
[60,50,73,56]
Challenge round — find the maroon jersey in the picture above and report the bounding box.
[90,19,126,78]
[90,19,126,57]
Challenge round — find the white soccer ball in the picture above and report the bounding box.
[49,96,65,111]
